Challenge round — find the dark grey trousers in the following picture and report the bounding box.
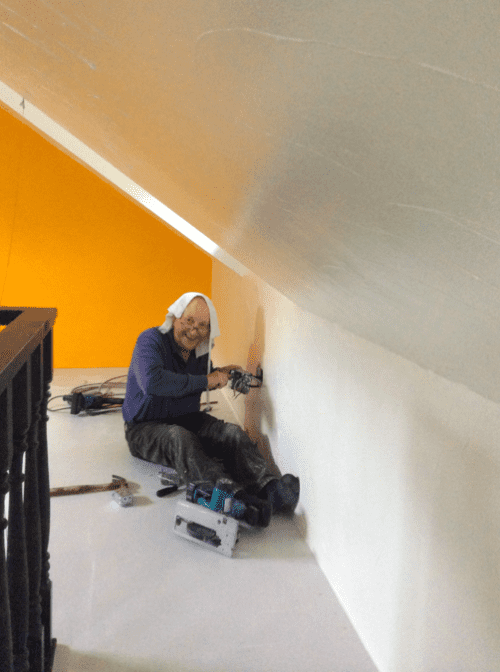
[124,412,276,493]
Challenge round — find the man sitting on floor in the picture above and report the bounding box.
[122,292,299,526]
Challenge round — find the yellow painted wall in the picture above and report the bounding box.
[0,105,212,367]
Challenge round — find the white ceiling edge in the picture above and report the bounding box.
[0,80,248,278]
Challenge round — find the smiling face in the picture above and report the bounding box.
[172,297,210,353]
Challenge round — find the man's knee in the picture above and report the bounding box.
[224,423,245,438]
[160,424,206,458]
[165,424,194,443]
[218,422,253,446]
[126,422,199,464]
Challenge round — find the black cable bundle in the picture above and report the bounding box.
[48,375,127,414]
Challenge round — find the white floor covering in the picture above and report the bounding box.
[48,368,378,672]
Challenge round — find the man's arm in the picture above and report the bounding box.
[132,330,208,397]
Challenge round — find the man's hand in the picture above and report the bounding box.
[207,370,230,390]
[217,365,243,375]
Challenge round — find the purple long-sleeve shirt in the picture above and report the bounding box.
[122,327,211,423]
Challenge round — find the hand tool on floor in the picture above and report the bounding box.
[50,475,133,506]
[156,467,184,497]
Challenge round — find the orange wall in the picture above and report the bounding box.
[0,105,212,367]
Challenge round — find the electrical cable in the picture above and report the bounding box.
[48,374,127,414]
[48,370,262,411]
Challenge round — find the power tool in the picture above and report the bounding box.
[229,367,263,395]
[63,392,124,415]
[173,478,269,557]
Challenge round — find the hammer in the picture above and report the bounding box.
[50,474,128,497]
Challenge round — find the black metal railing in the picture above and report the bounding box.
[0,307,57,672]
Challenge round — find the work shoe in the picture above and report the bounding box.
[234,490,272,528]
[260,474,300,514]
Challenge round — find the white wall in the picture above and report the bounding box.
[212,261,500,672]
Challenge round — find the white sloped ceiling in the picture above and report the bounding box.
[2,0,500,401]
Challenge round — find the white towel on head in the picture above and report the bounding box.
[158,292,220,358]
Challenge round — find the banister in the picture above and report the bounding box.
[0,306,57,672]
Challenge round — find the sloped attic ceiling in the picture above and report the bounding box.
[2,0,500,402]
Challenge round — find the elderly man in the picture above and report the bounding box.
[123,292,299,526]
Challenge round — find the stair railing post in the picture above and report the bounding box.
[24,346,45,671]
[38,326,56,669]
[0,383,14,672]
[8,361,32,672]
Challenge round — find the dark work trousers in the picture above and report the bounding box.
[124,412,276,494]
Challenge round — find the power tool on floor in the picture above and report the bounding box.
[63,392,124,415]
[173,478,262,557]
